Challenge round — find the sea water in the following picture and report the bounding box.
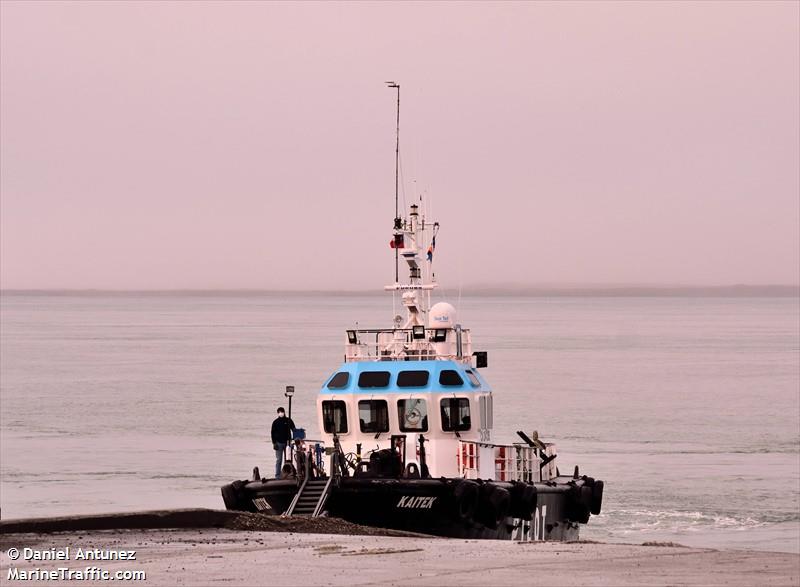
[1,293,797,553]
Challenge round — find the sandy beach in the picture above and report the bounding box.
[1,511,798,586]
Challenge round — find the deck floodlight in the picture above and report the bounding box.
[347,330,358,344]
[412,325,426,339]
[285,385,294,398]
[433,329,447,342]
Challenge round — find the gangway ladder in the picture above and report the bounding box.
[285,476,332,517]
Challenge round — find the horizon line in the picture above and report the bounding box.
[1,284,798,297]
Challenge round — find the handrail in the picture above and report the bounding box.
[347,327,470,335]
[284,445,313,516]
[284,475,307,516]
[312,476,334,517]
[346,352,473,363]
[457,439,547,483]
[344,326,473,363]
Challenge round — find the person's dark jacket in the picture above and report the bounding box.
[271,415,296,447]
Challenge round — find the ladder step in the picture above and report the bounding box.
[287,477,330,517]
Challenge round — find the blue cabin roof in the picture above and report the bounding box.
[320,360,491,395]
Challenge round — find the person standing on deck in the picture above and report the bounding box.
[271,407,296,478]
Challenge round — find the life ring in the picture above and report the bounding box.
[453,480,479,523]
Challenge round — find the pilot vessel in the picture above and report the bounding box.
[221,87,604,540]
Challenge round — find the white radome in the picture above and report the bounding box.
[428,302,458,328]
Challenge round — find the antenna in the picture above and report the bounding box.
[386,81,400,283]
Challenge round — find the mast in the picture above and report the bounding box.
[386,81,400,283]
[382,84,438,329]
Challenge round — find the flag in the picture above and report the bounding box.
[426,236,436,261]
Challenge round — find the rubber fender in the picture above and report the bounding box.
[572,504,590,524]
[488,486,511,525]
[508,482,526,518]
[520,484,537,521]
[508,482,537,521]
[580,484,593,510]
[453,480,479,523]
[590,479,604,515]
[477,483,510,530]
[568,485,591,524]
[220,483,240,510]
[475,482,494,528]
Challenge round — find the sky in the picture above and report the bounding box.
[1,1,798,290]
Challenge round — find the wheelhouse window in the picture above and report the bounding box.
[358,371,390,388]
[397,370,429,387]
[327,372,350,389]
[321,400,348,433]
[464,369,481,388]
[397,399,428,432]
[358,400,389,433]
[440,398,471,431]
[439,370,464,386]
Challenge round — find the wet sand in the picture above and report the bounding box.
[1,512,798,586]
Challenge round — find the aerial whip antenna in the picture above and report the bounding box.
[386,81,400,283]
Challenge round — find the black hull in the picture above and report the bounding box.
[221,475,603,541]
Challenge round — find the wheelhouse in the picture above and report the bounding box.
[317,360,493,478]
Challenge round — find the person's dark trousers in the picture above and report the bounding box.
[274,442,287,478]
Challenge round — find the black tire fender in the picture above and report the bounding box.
[453,480,479,523]
[580,484,593,510]
[488,486,511,526]
[590,479,604,515]
[508,482,526,519]
[569,485,591,524]
[520,484,537,521]
[477,483,510,530]
[220,482,241,510]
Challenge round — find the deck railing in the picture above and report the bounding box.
[457,440,544,483]
[344,327,473,362]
